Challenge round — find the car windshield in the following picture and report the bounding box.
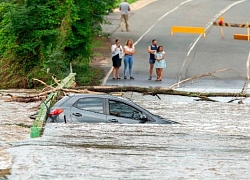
[115,98,164,119]
[109,100,142,120]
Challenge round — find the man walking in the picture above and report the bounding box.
[148,39,158,80]
[119,0,131,32]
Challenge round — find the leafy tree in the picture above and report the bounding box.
[0,0,117,88]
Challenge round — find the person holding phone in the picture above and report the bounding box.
[111,39,123,79]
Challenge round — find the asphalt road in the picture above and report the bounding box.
[103,0,250,92]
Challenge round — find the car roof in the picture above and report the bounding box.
[67,93,132,102]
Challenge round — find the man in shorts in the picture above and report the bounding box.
[148,39,158,80]
[119,0,131,32]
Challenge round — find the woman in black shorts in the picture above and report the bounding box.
[111,39,123,79]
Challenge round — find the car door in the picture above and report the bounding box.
[106,99,145,124]
[70,97,107,123]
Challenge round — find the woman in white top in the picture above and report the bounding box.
[111,39,123,79]
[154,46,166,81]
[123,39,135,79]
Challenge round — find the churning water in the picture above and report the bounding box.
[1,92,250,179]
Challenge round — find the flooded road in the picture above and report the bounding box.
[1,92,250,179]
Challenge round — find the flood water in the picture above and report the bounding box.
[1,92,250,179]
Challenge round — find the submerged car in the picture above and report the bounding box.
[47,94,178,124]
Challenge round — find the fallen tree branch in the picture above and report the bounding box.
[194,96,219,102]
[3,85,250,103]
[240,78,249,94]
[72,86,250,97]
[5,96,46,103]
[168,68,229,90]
[3,67,250,103]
[32,78,52,88]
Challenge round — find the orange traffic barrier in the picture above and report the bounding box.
[234,34,250,41]
[171,26,206,38]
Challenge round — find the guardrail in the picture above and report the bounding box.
[171,26,206,38]
[30,73,76,138]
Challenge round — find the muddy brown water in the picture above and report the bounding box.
[1,92,250,179]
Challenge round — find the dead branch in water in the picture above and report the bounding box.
[194,96,219,102]
[168,68,229,90]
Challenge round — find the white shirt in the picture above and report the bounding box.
[124,45,135,54]
[111,44,123,58]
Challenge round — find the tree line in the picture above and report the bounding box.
[0,0,117,88]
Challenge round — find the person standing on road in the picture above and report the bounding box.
[154,46,166,81]
[119,0,131,32]
[124,39,135,79]
[148,39,158,80]
[111,39,123,79]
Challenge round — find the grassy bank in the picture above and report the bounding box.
[74,35,111,86]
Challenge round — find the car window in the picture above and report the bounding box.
[109,100,142,120]
[73,98,104,114]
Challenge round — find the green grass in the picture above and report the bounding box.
[73,36,108,86]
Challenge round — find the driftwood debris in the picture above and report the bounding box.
[1,68,250,103]
[3,85,249,103]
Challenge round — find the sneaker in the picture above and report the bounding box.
[130,77,134,79]
[148,76,152,80]
[124,76,127,79]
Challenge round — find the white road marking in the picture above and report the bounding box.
[102,0,194,85]
[177,0,247,86]
[188,0,247,57]
[246,51,250,87]
[134,5,179,46]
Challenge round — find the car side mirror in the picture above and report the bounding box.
[140,115,147,120]
[139,115,148,123]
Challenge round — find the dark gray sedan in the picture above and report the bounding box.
[47,94,178,124]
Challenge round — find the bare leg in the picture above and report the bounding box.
[113,67,119,79]
[112,67,116,78]
[116,67,120,78]
[156,68,159,80]
[149,63,154,76]
[159,68,163,80]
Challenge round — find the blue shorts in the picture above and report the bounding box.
[149,59,155,64]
